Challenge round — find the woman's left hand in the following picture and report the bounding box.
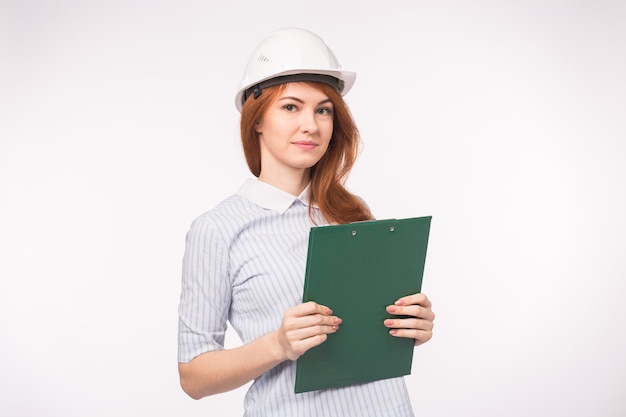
[384,293,435,346]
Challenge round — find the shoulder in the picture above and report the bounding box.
[355,194,370,209]
[187,194,262,241]
[186,195,245,230]
[354,194,375,220]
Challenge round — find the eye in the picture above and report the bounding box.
[317,106,333,116]
[282,104,298,112]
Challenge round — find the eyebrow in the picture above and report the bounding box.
[278,96,333,105]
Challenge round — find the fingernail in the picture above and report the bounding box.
[395,299,405,306]
[326,308,333,315]
[387,305,397,313]
[332,325,338,331]
[333,317,342,325]
[384,319,393,326]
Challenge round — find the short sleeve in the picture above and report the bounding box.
[177,215,232,363]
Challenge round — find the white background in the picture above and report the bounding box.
[1,1,625,416]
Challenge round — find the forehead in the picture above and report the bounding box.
[277,82,331,102]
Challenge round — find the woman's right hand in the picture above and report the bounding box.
[179,301,341,399]
[275,301,342,361]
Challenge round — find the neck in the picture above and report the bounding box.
[258,169,310,196]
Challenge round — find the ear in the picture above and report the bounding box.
[255,119,262,134]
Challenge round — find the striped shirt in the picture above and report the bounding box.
[178,179,415,417]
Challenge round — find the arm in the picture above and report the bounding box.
[178,301,342,400]
[384,293,435,346]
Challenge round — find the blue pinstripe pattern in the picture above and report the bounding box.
[178,179,415,417]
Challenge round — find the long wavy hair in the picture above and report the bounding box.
[240,81,372,224]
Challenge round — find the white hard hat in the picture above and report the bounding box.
[235,28,356,112]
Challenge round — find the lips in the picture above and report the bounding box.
[292,141,318,150]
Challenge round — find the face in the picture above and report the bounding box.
[256,82,334,181]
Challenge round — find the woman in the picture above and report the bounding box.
[177,28,435,416]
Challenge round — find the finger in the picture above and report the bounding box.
[388,328,433,346]
[291,301,334,317]
[287,313,342,331]
[287,333,330,358]
[394,293,431,308]
[278,311,339,360]
[384,318,434,331]
[386,304,435,321]
[287,320,340,341]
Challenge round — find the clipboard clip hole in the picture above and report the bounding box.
[390,226,395,232]
[351,230,357,236]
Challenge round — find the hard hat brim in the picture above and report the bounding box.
[235,69,356,112]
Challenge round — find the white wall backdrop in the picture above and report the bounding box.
[1,1,625,416]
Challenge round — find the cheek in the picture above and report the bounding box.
[322,121,334,141]
[263,119,298,138]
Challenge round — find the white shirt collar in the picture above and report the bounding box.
[235,178,317,214]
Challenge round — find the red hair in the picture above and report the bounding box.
[240,82,372,224]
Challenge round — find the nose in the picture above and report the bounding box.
[299,110,319,134]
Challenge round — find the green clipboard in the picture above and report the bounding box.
[294,216,432,393]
